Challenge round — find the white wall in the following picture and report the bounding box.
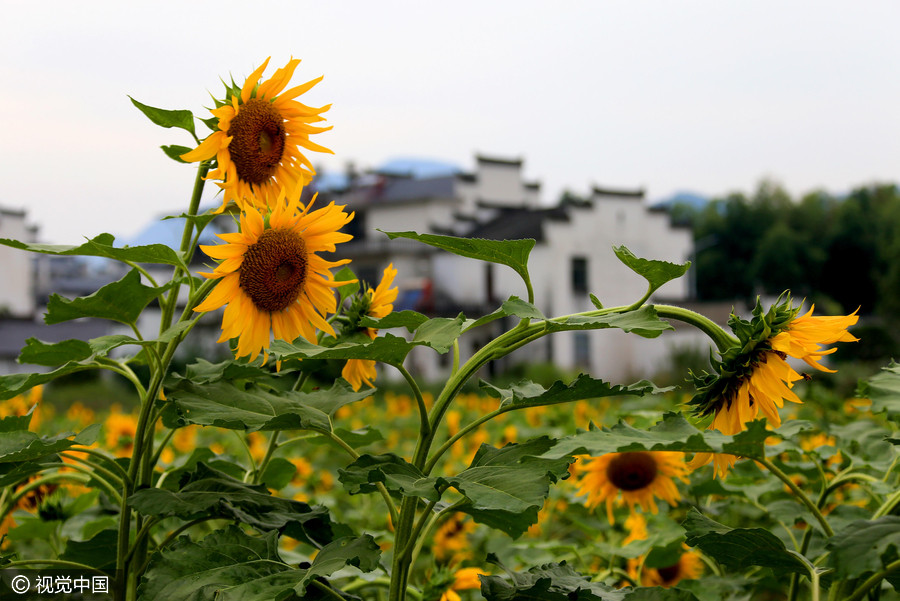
[0,209,36,318]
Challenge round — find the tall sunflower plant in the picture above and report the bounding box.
[0,57,895,601]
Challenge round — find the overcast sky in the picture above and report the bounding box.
[2,1,898,244]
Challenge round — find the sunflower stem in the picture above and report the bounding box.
[843,559,900,601]
[393,363,430,440]
[757,456,834,537]
[653,304,739,352]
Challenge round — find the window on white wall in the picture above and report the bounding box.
[571,256,588,294]
[573,332,591,368]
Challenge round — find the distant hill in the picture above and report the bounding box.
[650,191,709,211]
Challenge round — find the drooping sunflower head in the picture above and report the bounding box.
[688,297,858,437]
[182,57,333,212]
[194,189,354,362]
[340,263,399,391]
[575,451,689,523]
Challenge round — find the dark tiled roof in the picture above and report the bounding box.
[476,154,523,166]
[465,206,570,242]
[591,185,645,199]
[378,175,457,203]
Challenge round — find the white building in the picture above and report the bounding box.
[318,155,701,382]
[0,207,37,319]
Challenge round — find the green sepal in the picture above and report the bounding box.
[128,96,196,137]
[613,245,690,296]
[682,509,808,575]
[335,266,360,303]
[161,144,192,163]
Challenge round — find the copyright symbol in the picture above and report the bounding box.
[10,575,30,593]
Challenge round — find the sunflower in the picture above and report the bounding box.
[182,57,333,212]
[104,407,138,458]
[194,190,354,362]
[439,567,488,601]
[433,515,476,561]
[341,263,398,391]
[623,511,649,545]
[687,302,857,477]
[574,451,689,523]
[629,547,703,587]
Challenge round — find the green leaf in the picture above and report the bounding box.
[625,589,701,600]
[613,245,690,296]
[164,380,372,433]
[272,332,417,365]
[172,357,272,385]
[544,413,770,460]
[59,529,117,570]
[17,338,93,366]
[480,375,670,411]
[128,463,340,546]
[161,144,193,163]
[128,96,196,136]
[338,454,439,500]
[0,232,186,268]
[138,526,288,601]
[412,314,467,353]
[0,430,77,463]
[549,305,674,338]
[45,268,173,326]
[682,509,808,575]
[341,438,572,538]
[452,438,572,538]
[857,361,900,415]
[219,535,380,600]
[826,516,900,578]
[141,526,378,601]
[481,557,628,601]
[465,296,546,331]
[361,310,429,332]
[382,230,535,291]
[260,457,296,491]
[0,409,35,433]
[306,427,384,451]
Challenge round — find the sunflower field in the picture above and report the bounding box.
[1,57,898,601]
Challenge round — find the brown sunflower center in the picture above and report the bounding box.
[655,563,682,583]
[606,452,658,491]
[238,228,308,312]
[227,97,286,186]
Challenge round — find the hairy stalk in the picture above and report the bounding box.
[393,363,430,439]
[757,456,834,537]
[654,304,739,352]
[844,559,900,601]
